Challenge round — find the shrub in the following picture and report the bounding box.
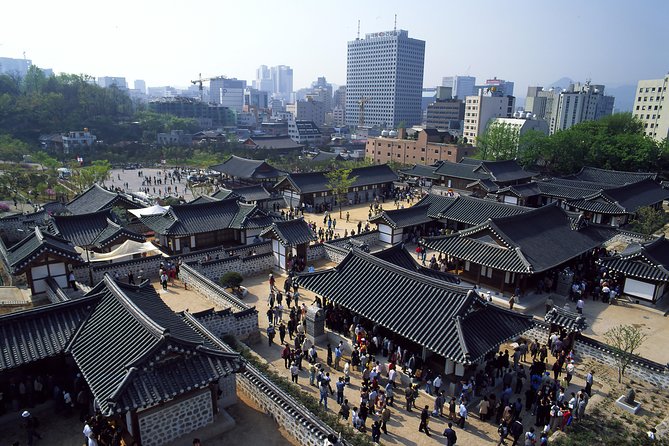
[220,271,244,289]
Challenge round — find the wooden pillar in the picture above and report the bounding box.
[476,264,482,286]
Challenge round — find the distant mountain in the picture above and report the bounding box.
[548,77,574,90]
[605,84,636,112]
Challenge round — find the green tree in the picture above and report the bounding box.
[220,271,244,290]
[604,324,648,383]
[325,168,358,218]
[0,134,31,162]
[475,121,519,160]
[69,160,111,192]
[628,206,667,235]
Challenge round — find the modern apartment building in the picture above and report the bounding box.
[346,29,425,128]
[286,97,326,125]
[97,76,127,89]
[442,76,476,100]
[426,98,465,130]
[546,82,614,134]
[633,75,669,141]
[366,128,473,165]
[209,78,246,114]
[463,91,516,145]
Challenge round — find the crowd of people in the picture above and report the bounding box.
[262,271,613,446]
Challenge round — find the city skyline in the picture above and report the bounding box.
[1,0,667,98]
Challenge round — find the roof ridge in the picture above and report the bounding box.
[102,275,167,338]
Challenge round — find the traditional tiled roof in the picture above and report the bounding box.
[259,218,317,246]
[312,151,344,163]
[67,184,143,215]
[414,194,458,218]
[5,227,83,274]
[534,178,613,201]
[475,160,536,183]
[497,182,543,198]
[67,277,243,416]
[569,166,657,186]
[371,244,461,284]
[296,249,533,364]
[0,295,99,371]
[210,155,285,180]
[50,211,144,248]
[246,136,304,151]
[188,195,221,204]
[400,164,440,180]
[544,306,588,332]
[433,161,490,181]
[274,164,398,194]
[423,204,616,274]
[467,178,501,193]
[224,185,271,202]
[436,195,532,226]
[568,179,669,215]
[140,198,272,236]
[211,189,239,200]
[369,204,433,229]
[597,236,669,281]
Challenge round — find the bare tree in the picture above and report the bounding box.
[604,324,648,383]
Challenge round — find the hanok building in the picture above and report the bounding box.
[274,164,398,210]
[140,198,273,253]
[2,226,84,294]
[370,204,437,244]
[421,194,533,231]
[598,236,669,303]
[423,204,616,292]
[49,210,146,253]
[241,135,304,155]
[566,166,657,185]
[210,155,286,187]
[398,163,440,188]
[465,160,537,197]
[66,184,146,216]
[566,178,669,226]
[260,218,317,270]
[297,248,533,376]
[0,276,244,446]
[211,185,274,209]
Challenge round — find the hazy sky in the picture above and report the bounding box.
[1,0,668,96]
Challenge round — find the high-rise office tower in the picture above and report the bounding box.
[633,74,669,142]
[209,77,246,114]
[346,29,425,128]
[442,76,476,100]
[254,65,273,93]
[546,81,614,134]
[270,65,293,99]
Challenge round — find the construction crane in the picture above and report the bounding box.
[358,96,370,127]
[191,73,228,102]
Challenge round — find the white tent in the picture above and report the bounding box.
[76,240,167,262]
[128,204,170,218]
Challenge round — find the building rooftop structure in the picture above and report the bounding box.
[423,204,616,274]
[296,248,533,364]
[4,226,83,275]
[49,210,145,249]
[140,199,272,236]
[566,166,657,186]
[66,184,145,215]
[274,164,398,195]
[598,236,669,282]
[259,218,317,246]
[210,155,285,181]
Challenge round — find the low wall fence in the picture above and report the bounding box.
[188,252,274,282]
[522,320,669,388]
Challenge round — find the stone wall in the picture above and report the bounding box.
[137,388,213,446]
[175,241,272,264]
[605,231,653,249]
[235,354,347,446]
[323,244,348,264]
[521,323,669,389]
[190,252,274,282]
[307,243,326,262]
[179,264,259,342]
[74,254,164,284]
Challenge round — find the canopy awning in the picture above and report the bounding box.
[128,204,170,218]
[76,240,167,262]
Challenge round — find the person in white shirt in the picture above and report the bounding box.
[566,360,575,385]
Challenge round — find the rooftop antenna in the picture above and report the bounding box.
[394,14,397,32]
[357,20,360,39]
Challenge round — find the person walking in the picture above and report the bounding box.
[443,422,458,446]
[458,401,468,429]
[290,362,299,384]
[21,411,42,446]
[267,325,276,346]
[509,418,524,446]
[585,371,594,396]
[371,421,381,443]
[419,405,431,436]
[334,343,342,370]
[380,405,391,434]
[336,377,346,405]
